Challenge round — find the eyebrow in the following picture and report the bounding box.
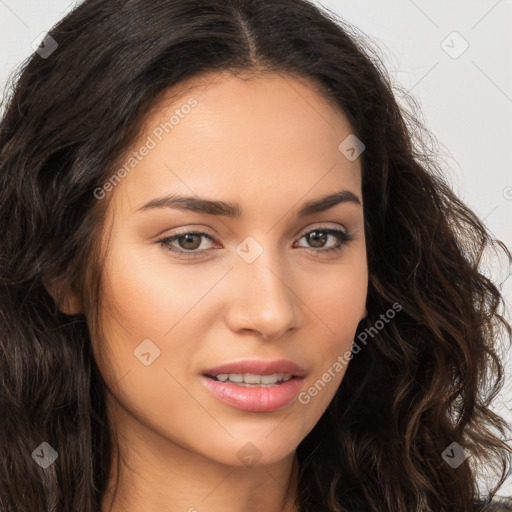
[136,189,361,218]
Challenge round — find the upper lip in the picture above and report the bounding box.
[202,359,307,378]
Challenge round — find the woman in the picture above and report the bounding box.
[0,0,510,511]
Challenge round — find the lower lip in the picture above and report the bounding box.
[200,375,304,412]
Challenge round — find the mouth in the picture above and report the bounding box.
[200,359,306,412]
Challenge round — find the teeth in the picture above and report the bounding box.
[244,374,262,384]
[260,374,279,384]
[212,373,293,385]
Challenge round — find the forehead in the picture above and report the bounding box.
[106,71,362,218]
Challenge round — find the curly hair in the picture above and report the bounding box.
[0,0,510,511]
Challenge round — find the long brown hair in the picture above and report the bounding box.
[1,1,510,510]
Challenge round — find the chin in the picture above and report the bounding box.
[203,432,301,469]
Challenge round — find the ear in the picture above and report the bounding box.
[43,277,83,315]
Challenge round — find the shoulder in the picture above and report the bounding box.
[474,496,512,511]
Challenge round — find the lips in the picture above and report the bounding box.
[200,359,307,412]
[202,359,307,378]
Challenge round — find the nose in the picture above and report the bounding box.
[224,247,302,341]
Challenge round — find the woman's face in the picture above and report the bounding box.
[92,71,368,469]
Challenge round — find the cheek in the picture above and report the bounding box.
[297,251,367,409]
[307,250,367,342]
[91,245,206,437]
[98,238,230,341]
[92,240,233,390]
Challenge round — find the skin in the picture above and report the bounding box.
[62,71,368,512]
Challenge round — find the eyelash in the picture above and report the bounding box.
[156,226,353,259]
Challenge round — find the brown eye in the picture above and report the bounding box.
[294,227,353,254]
[305,230,328,248]
[157,231,215,257]
[174,233,203,251]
